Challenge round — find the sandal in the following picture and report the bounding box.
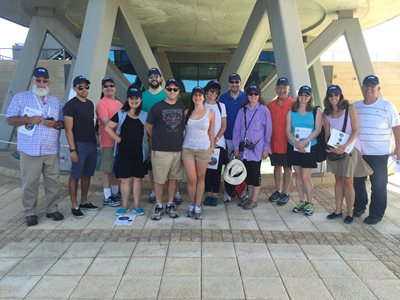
[238,198,250,207]
[243,200,257,210]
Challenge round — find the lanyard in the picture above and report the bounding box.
[34,95,51,117]
[244,106,257,139]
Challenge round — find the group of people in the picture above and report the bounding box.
[6,66,399,227]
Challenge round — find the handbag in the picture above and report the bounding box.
[327,106,349,161]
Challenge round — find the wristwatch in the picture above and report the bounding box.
[70,149,76,152]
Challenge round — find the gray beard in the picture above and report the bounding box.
[32,85,49,97]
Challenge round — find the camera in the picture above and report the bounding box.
[239,141,255,151]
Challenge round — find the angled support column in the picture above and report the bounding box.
[154,48,174,81]
[309,59,327,107]
[0,16,48,149]
[106,61,130,100]
[220,0,270,91]
[266,0,310,97]
[69,0,118,103]
[116,0,159,88]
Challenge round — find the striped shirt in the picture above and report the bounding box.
[354,98,399,155]
[6,91,64,156]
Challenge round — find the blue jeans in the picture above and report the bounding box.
[353,154,388,220]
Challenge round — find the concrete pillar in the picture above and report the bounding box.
[154,48,174,82]
[220,0,270,91]
[309,59,327,107]
[116,0,160,88]
[266,0,310,97]
[0,16,48,149]
[67,0,118,103]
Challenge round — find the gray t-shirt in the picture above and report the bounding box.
[147,100,186,152]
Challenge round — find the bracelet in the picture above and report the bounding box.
[69,149,76,153]
[216,136,220,141]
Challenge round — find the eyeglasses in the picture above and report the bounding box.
[166,87,179,92]
[229,80,240,84]
[34,78,48,84]
[103,84,115,88]
[77,85,90,91]
[208,89,218,94]
[248,92,259,96]
[328,92,339,97]
[148,74,159,79]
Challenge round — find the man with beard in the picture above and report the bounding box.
[6,67,65,226]
[219,73,247,201]
[142,68,183,205]
[146,79,186,220]
[64,75,99,218]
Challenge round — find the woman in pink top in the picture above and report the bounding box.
[323,85,372,224]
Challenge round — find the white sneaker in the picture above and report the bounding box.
[223,191,232,202]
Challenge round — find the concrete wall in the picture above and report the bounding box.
[324,62,400,110]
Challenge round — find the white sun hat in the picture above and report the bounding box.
[223,159,247,185]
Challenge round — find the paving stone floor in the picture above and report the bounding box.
[1,154,400,299]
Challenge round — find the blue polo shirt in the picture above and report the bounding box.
[219,90,247,140]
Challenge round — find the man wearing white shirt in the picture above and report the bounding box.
[353,75,400,224]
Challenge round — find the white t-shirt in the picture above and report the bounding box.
[205,102,227,148]
[354,98,400,155]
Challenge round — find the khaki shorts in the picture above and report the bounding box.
[182,148,211,162]
[100,147,115,173]
[151,151,183,184]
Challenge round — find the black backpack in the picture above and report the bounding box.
[312,106,327,162]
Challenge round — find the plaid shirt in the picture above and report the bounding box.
[6,90,64,156]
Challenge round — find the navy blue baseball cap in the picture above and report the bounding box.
[165,79,180,88]
[127,86,142,98]
[204,80,221,92]
[362,75,379,86]
[229,73,241,81]
[298,85,312,96]
[276,77,289,86]
[191,86,206,96]
[32,67,49,79]
[148,67,161,76]
[101,77,114,86]
[327,85,342,95]
[246,85,261,94]
[73,75,90,86]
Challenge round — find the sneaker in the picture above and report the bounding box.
[303,203,314,216]
[277,193,290,206]
[238,197,250,207]
[353,209,365,217]
[269,191,282,202]
[111,192,122,201]
[174,192,182,205]
[134,208,145,216]
[203,196,212,206]
[243,200,257,210]
[223,191,232,202]
[103,196,120,207]
[79,202,99,210]
[210,197,218,207]
[292,201,306,213]
[148,192,156,203]
[71,207,84,218]
[363,216,381,225]
[166,202,179,218]
[327,212,343,219]
[194,205,203,220]
[115,208,128,216]
[186,204,195,217]
[344,216,353,224]
[151,205,164,221]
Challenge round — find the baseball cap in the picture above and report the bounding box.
[127,86,142,98]
[276,77,289,86]
[204,80,221,92]
[246,85,261,94]
[326,85,342,95]
[298,85,312,96]
[191,86,206,96]
[73,75,90,86]
[165,79,180,88]
[223,159,247,185]
[32,67,49,79]
[101,77,115,86]
[148,67,161,76]
[228,73,241,82]
[362,75,379,86]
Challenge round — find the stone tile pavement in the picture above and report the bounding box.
[1,151,400,299]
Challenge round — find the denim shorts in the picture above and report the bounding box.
[71,142,97,179]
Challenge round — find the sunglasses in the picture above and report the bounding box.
[166,87,179,92]
[248,92,259,96]
[148,74,159,79]
[229,80,240,84]
[103,84,115,88]
[328,92,339,97]
[35,78,48,84]
[77,85,90,91]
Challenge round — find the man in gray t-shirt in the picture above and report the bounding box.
[146,79,185,221]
